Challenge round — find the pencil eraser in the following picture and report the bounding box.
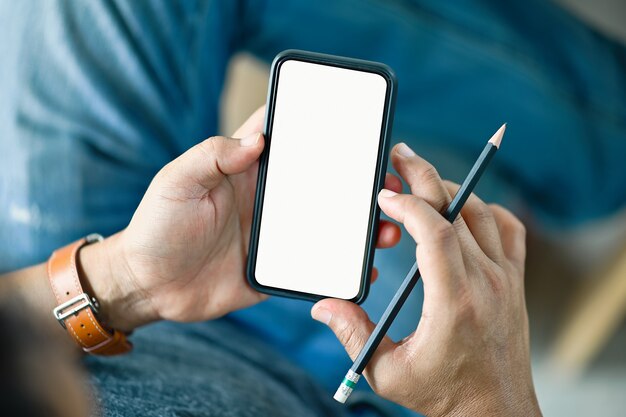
[334,370,360,403]
[333,384,352,403]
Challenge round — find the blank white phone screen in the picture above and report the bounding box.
[255,59,388,299]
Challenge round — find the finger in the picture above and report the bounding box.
[370,267,379,284]
[232,105,266,138]
[377,190,467,299]
[443,181,505,264]
[384,172,403,194]
[489,204,527,268]
[376,220,401,248]
[230,106,267,190]
[390,143,450,212]
[312,299,395,366]
[169,133,265,192]
[389,143,485,257]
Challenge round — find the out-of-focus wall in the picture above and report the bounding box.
[554,0,626,44]
[219,54,269,136]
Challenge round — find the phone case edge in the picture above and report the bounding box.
[246,49,397,304]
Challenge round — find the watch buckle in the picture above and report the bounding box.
[53,293,99,329]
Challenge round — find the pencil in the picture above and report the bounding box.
[334,123,507,404]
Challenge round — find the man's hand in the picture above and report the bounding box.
[79,108,268,330]
[80,107,402,331]
[312,143,541,417]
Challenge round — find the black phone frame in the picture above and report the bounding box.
[246,49,397,304]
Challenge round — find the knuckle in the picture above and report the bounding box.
[473,200,494,223]
[416,168,449,211]
[398,195,418,222]
[488,203,505,213]
[451,216,471,239]
[336,322,363,356]
[432,194,451,214]
[430,221,456,246]
[511,217,527,238]
[155,160,175,181]
[490,204,526,236]
[418,164,441,186]
[482,261,507,295]
[452,214,468,231]
[491,205,527,266]
[400,194,415,211]
[508,216,527,239]
[198,136,221,156]
[197,137,227,178]
[207,135,225,143]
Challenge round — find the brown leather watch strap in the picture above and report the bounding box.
[48,234,132,355]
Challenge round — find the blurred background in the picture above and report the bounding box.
[221,2,626,415]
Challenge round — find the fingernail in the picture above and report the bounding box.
[240,132,260,147]
[396,142,415,157]
[378,189,397,198]
[312,307,332,325]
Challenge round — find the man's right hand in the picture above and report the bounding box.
[312,143,542,417]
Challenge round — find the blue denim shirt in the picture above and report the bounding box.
[1,1,625,416]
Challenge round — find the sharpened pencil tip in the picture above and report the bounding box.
[489,123,506,149]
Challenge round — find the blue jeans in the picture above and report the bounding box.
[1,1,625,416]
[85,320,353,417]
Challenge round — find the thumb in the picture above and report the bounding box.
[167,132,264,191]
[312,299,395,363]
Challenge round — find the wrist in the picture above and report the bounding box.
[436,383,542,417]
[79,232,157,332]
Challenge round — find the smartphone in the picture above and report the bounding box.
[247,50,396,303]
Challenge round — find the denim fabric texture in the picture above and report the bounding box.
[84,320,352,417]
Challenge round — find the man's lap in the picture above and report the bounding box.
[85,320,348,417]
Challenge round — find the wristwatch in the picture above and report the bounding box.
[48,234,132,355]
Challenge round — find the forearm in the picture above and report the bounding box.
[0,232,156,335]
[0,263,59,331]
